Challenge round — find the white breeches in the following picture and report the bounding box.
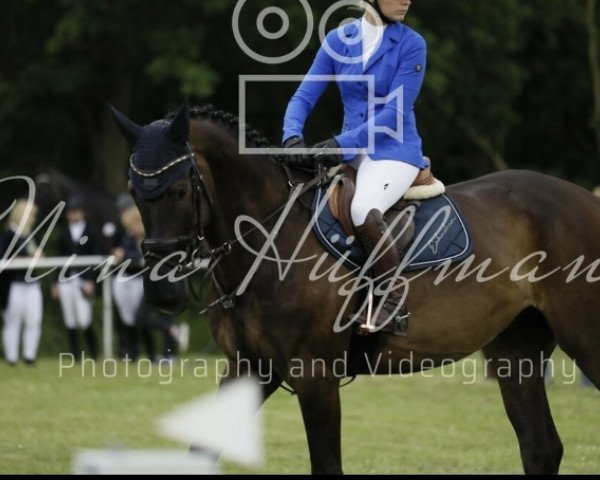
[349,154,420,226]
[112,276,144,327]
[57,278,92,330]
[2,282,43,362]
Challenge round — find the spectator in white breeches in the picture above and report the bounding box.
[112,203,145,359]
[51,196,102,360]
[0,200,43,366]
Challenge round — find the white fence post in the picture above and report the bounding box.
[102,275,113,359]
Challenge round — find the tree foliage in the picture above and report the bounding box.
[0,0,597,198]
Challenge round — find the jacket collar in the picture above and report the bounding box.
[342,19,404,72]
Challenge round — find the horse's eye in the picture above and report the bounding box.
[176,188,187,199]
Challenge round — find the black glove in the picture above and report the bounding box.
[282,136,313,168]
[282,135,306,149]
[313,138,343,167]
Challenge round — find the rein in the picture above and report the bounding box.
[134,145,341,314]
[198,162,341,315]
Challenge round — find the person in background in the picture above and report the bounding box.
[111,203,145,360]
[0,200,43,366]
[51,196,102,360]
[112,193,188,362]
[137,304,183,363]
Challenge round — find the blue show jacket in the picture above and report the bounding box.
[283,19,428,168]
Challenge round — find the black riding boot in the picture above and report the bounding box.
[354,209,409,335]
[84,327,98,360]
[119,326,139,361]
[67,328,81,359]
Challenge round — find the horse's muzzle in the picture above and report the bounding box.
[143,277,189,315]
[143,256,190,315]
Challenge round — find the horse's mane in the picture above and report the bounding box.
[166,104,296,166]
[191,105,272,151]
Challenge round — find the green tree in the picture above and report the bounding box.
[584,0,600,165]
[409,0,529,179]
[0,0,224,195]
[506,0,595,183]
[0,0,597,193]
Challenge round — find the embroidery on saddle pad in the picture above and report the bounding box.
[312,185,473,272]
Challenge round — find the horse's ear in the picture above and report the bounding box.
[166,101,190,145]
[108,104,143,144]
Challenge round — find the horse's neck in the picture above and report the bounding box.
[200,132,293,286]
[216,159,288,220]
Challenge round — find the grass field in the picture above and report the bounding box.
[0,351,597,474]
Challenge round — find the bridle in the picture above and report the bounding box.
[131,141,284,306]
[131,144,217,279]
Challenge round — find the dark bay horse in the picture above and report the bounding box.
[110,103,599,474]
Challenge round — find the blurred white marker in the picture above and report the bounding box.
[73,450,218,475]
[157,377,263,467]
[73,378,263,474]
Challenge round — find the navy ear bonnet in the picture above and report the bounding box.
[109,103,193,201]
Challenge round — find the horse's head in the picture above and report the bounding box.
[109,102,212,315]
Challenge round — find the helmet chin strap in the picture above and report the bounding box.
[367,0,393,24]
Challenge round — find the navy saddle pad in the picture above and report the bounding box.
[311,183,473,272]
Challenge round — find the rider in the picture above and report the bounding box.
[282,0,427,334]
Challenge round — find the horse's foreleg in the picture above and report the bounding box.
[483,307,563,475]
[218,358,283,401]
[293,377,343,475]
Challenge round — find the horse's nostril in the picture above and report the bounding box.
[144,295,188,315]
[159,304,187,316]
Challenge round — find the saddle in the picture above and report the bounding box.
[311,160,472,275]
[328,159,446,241]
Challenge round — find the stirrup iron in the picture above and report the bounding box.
[355,290,410,336]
